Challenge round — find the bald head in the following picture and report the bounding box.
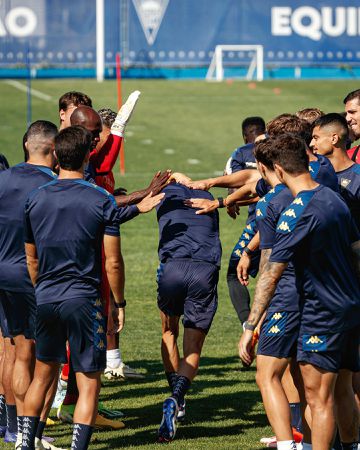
[70,106,102,149]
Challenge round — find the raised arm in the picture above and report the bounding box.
[189,169,260,190]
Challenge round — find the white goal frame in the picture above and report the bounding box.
[206,45,264,82]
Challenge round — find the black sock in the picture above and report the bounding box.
[172,375,191,406]
[165,372,178,393]
[226,271,251,324]
[289,402,302,432]
[0,395,6,427]
[341,443,358,450]
[6,404,17,433]
[17,416,23,434]
[21,416,40,450]
[71,423,93,450]
[35,420,46,440]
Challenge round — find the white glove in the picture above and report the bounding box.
[111,90,141,137]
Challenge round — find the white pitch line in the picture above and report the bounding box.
[4,79,52,101]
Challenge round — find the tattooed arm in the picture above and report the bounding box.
[238,254,287,365]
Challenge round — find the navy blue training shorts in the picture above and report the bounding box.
[0,290,36,339]
[257,310,300,358]
[36,298,107,373]
[157,259,219,333]
[297,326,360,373]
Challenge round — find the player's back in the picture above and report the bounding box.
[24,179,120,304]
[273,185,360,333]
[0,163,55,292]
[157,183,221,267]
[225,143,256,174]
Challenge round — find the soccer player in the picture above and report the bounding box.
[311,113,360,228]
[296,108,324,124]
[155,179,221,442]
[224,117,265,327]
[239,133,360,450]
[0,121,65,450]
[58,91,92,130]
[344,89,360,163]
[23,125,159,450]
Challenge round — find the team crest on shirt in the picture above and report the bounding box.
[283,209,296,218]
[340,178,351,189]
[303,334,327,352]
[277,221,291,232]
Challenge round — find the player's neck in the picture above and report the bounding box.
[306,148,317,162]
[26,155,52,168]
[58,168,84,179]
[266,172,281,188]
[330,148,354,173]
[283,172,318,197]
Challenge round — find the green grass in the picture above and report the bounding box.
[0,78,356,449]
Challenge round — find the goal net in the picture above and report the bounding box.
[206,45,264,82]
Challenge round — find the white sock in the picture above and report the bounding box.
[106,349,121,369]
[277,440,297,450]
[301,443,312,450]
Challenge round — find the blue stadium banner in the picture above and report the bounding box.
[1,0,360,67]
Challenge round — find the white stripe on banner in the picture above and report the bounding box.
[4,80,52,101]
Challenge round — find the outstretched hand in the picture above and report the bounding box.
[187,180,211,191]
[137,191,165,213]
[237,253,251,286]
[147,170,172,195]
[184,198,219,214]
[238,330,254,366]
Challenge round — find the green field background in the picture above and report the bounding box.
[0,79,357,449]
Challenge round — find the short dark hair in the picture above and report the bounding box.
[296,108,324,124]
[58,91,92,112]
[23,131,28,161]
[98,108,117,128]
[0,154,9,171]
[267,114,311,145]
[242,116,266,142]
[269,133,309,175]
[254,138,274,170]
[55,126,92,171]
[27,120,58,142]
[343,89,360,104]
[313,113,349,140]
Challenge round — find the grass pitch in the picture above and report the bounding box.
[0,78,357,449]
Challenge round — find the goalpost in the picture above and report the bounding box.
[206,45,264,82]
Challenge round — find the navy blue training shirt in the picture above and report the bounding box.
[156,183,221,267]
[336,163,360,229]
[256,183,299,312]
[0,163,56,293]
[225,143,257,173]
[270,185,360,334]
[24,178,120,304]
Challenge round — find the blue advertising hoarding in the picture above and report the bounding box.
[0,1,360,72]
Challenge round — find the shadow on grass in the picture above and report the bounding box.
[95,355,266,448]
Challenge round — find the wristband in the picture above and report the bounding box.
[218,197,225,208]
[243,321,256,332]
[243,246,255,257]
[115,300,126,308]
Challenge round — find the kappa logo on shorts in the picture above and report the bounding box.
[268,325,281,334]
[266,311,287,336]
[302,334,327,352]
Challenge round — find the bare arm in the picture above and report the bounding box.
[115,171,170,206]
[104,235,125,333]
[225,181,259,207]
[189,169,261,190]
[247,253,287,327]
[25,243,39,286]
